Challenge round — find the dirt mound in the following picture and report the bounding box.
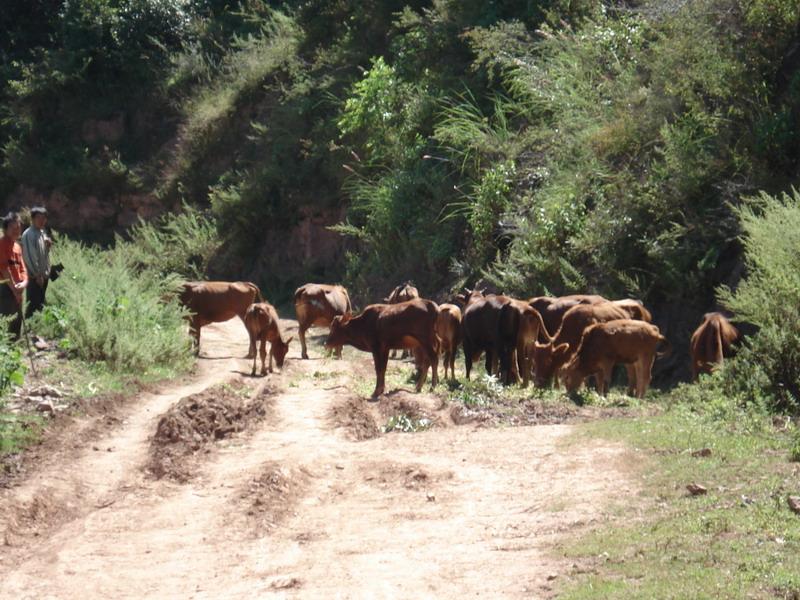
[146,382,274,482]
[329,396,381,440]
[238,463,311,534]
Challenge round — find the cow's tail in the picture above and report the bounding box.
[533,308,554,343]
[656,334,672,358]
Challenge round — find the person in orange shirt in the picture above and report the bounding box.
[0,212,29,339]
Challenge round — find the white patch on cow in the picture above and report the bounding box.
[310,298,324,309]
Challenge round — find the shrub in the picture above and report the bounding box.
[718,189,800,412]
[116,203,219,279]
[30,240,192,374]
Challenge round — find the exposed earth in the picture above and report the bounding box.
[0,319,633,599]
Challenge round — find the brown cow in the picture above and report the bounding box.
[294,283,352,359]
[462,292,510,380]
[436,303,462,381]
[690,312,739,380]
[561,319,671,398]
[532,302,629,387]
[498,299,553,386]
[528,294,607,340]
[178,281,263,357]
[244,302,292,376]
[385,282,420,359]
[326,299,439,399]
[611,299,653,322]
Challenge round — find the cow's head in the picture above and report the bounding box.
[560,356,584,393]
[273,336,293,368]
[532,342,570,387]
[326,314,351,349]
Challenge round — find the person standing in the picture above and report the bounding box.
[0,212,28,338]
[21,206,51,317]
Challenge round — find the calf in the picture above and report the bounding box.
[295,283,352,359]
[462,293,510,380]
[436,303,462,381]
[497,299,553,386]
[561,319,671,398]
[178,281,262,357]
[326,299,439,399]
[690,312,739,380]
[244,302,292,376]
[529,294,607,338]
[532,302,629,387]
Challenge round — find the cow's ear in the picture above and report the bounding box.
[554,343,570,357]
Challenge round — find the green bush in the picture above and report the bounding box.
[116,203,219,279]
[718,189,800,412]
[30,240,192,374]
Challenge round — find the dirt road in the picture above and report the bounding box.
[1,319,631,599]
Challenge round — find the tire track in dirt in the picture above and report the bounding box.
[0,321,634,599]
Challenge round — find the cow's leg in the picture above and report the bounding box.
[638,354,655,399]
[600,363,613,396]
[463,340,473,380]
[260,337,269,376]
[239,314,256,359]
[250,331,258,376]
[298,324,309,360]
[516,340,529,388]
[335,344,343,359]
[371,347,389,399]
[625,364,637,396]
[429,342,438,389]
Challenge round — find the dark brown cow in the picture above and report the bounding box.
[561,319,671,398]
[436,303,462,381]
[325,299,439,399]
[244,302,292,376]
[294,283,352,359]
[178,281,262,357]
[532,302,629,387]
[528,294,607,340]
[690,312,739,381]
[385,282,420,359]
[462,293,511,380]
[611,299,653,322]
[497,299,553,386]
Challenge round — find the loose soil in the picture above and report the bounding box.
[0,319,634,599]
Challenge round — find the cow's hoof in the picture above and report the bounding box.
[301,353,309,360]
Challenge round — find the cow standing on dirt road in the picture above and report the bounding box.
[325,298,439,400]
[244,301,292,376]
[294,283,352,359]
[178,281,262,357]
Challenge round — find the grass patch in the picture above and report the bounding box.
[560,401,800,599]
[0,404,43,455]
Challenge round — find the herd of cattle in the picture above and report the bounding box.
[178,281,741,400]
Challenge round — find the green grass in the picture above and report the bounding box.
[0,405,42,455]
[560,402,800,599]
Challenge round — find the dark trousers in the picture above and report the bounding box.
[25,277,48,317]
[0,285,22,339]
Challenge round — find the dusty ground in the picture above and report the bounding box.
[0,319,633,599]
